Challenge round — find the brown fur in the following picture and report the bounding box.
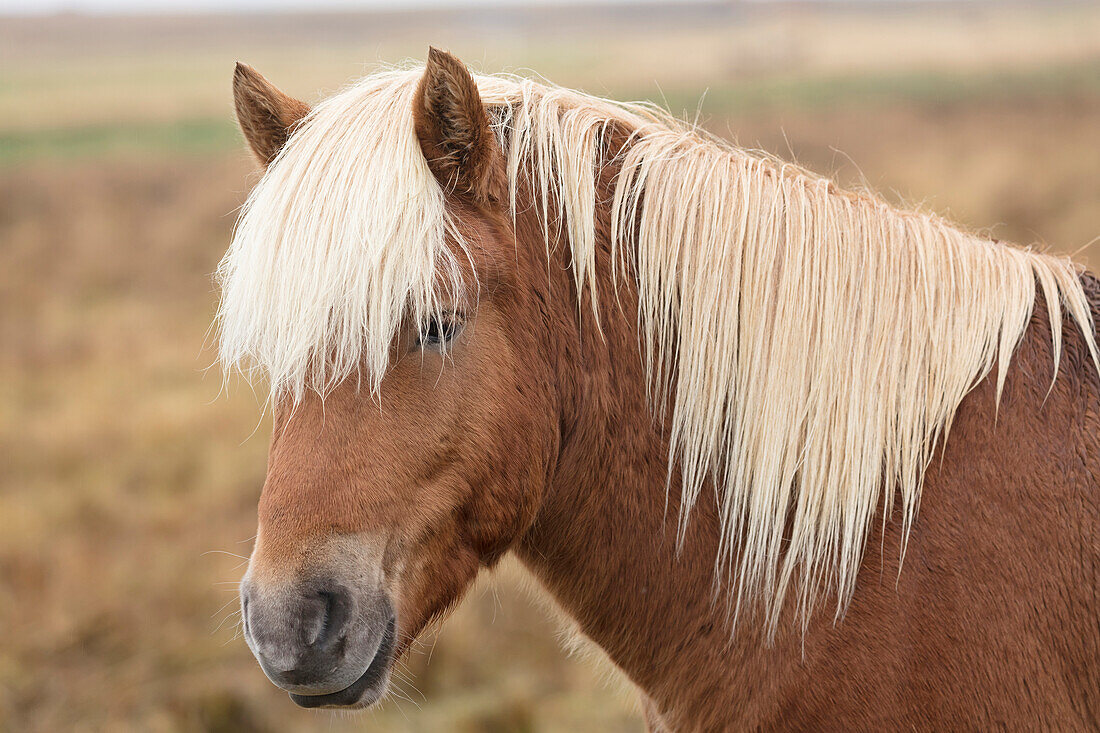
[232,62,311,168]
[414,48,507,204]
[236,54,1100,729]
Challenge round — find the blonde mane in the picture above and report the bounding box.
[218,66,1099,635]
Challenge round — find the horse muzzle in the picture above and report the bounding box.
[240,575,396,708]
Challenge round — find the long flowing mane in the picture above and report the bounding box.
[218,66,1099,635]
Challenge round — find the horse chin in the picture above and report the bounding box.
[287,616,397,710]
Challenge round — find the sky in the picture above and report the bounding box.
[2,0,715,14]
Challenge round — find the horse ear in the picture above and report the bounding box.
[233,62,311,168]
[414,47,507,205]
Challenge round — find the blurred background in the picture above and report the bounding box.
[2,0,1098,730]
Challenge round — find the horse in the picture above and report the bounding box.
[220,49,1100,730]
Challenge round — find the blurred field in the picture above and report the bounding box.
[2,2,1099,731]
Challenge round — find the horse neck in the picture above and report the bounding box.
[509,160,793,729]
[502,131,1100,728]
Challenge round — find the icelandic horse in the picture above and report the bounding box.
[220,50,1100,730]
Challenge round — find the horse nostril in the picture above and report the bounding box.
[307,586,352,651]
[244,581,392,695]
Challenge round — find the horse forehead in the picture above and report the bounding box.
[442,200,514,283]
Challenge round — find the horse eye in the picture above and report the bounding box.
[417,314,463,349]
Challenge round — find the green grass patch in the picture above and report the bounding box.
[628,59,1100,118]
[0,117,240,165]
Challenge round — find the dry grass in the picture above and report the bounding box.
[0,155,643,732]
[2,3,1100,731]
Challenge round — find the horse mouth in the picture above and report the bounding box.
[288,616,396,709]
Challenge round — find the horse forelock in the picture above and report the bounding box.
[217,68,471,404]
[217,64,1100,635]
